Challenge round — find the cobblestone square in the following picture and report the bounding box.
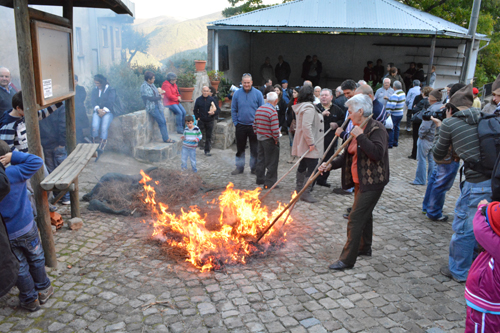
[0,133,467,332]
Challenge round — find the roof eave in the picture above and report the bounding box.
[0,0,133,16]
[207,25,489,41]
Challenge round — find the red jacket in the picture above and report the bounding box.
[162,80,180,106]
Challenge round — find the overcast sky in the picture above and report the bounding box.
[134,0,278,20]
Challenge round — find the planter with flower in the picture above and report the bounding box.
[177,72,196,102]
[207,70,224,91]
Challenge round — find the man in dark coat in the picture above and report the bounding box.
[193,86,220,156]
[0,162,19,297]
[0,67,16,114]
[275,56,291,84]
[315,88,344,187]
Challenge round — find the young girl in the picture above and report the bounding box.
[464,200,500,331]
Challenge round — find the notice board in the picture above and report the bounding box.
[31,20,75,107]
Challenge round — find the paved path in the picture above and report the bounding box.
[0,132,466,332]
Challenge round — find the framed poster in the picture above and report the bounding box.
[31,20,75,107]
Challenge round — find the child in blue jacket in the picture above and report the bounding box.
[0,140,53,311]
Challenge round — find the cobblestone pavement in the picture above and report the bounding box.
[0,132,467,333]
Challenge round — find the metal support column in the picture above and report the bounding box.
[214,29,219,71]
[460,0,482,83]
[426,35,437,86]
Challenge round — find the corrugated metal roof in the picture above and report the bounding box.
[209,0,488,40]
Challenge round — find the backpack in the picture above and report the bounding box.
[492,153,500,201]
[476,112,500,177]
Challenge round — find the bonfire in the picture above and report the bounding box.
[139,170,293,272]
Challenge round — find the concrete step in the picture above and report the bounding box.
[134,134,183,163]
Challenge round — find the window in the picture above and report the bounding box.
[102,25,108,48]
[109,25,114,48]
[115,28,120,48]
[75,27,83,56]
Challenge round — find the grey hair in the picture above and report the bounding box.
[266,92,278,102]
[345,94,373,117]
[358,80,367,85]
[314,86,321,91]
[336,86,343,94]
[242,73,252,80]
[321,88,333,96]
[383,78,391,84]
[393,81,402,90]
[413,79,421,86]
[166,72,177,82]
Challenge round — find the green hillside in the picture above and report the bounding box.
[134,12,222,65]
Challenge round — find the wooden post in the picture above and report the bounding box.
[13,0,57,267]
[63,0,80,218]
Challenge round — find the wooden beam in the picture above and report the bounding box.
[28,7,71,29]
[426,36,437,86]
[13,0,57,268]
[63,0,80,218]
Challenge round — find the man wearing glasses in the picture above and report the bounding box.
[230,74,265,175]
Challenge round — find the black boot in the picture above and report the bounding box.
[96,139,107,162]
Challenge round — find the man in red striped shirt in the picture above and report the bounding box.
[253,91,280,189]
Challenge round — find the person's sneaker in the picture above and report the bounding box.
[230,168,243,175]
[407,155,416,160]
[422,210,427,214]
[205,152,212,156]
[21,299,41,312]
[38,285,54,304]
[429,215,449,222]
[61,200,70,205]
[49,204,58,212]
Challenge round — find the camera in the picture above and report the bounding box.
[422,109,446,121]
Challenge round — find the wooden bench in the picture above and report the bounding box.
[41,143,99,210]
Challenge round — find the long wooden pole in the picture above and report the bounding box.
[63,0,80,218]
[260,128,332,201]
[14,0,57,267]
[256,115,372,243]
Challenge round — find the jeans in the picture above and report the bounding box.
[198,119,214,153]
[255,138,280,187]
[235,124,258,171]
[168,103,187,134]
[339,184,384,266]
[387,129,394,148]
[449,179,492,281]
[92,111,114,140]
[181,147,197,172]
[422,161,459,219]
[391,114,403,147]
[413,138,435,185]
[288,129,294,147]
[150,106,169,142]
[44,147,70,202]
[10,223,51,305]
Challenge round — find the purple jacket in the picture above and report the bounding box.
[464,205,500,313]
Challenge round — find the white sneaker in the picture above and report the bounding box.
[62,200,70,205]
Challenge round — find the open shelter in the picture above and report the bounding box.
[0,0,133,267]
[207,0,488,88]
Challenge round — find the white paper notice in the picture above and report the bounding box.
[43,79,53,99]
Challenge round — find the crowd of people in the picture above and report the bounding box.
[1,57,500,331]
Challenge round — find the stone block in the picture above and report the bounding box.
[67,217,83,230]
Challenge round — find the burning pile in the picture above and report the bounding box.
[140,170,293,271]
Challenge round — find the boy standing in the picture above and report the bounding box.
[181,115,202,172]
[0,140,53,311]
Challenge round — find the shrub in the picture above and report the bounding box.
[177,72,196,87]
[207,70,224,81]
[132,64,168,88]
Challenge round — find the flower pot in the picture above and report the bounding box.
[210,80,220,91]
[179,87,195,102]
[194,60,207,72]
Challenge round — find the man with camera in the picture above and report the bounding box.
[411,89,443,185]
[431,83,492,283]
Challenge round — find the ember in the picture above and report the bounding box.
[139,170,293,271]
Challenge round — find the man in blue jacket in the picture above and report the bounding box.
[0,141,53,311]
[231,73,265,175]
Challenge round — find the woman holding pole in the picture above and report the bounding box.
[292,85,324,203]
[319,94,389,271]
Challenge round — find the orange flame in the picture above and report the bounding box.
[139,170,293,271]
